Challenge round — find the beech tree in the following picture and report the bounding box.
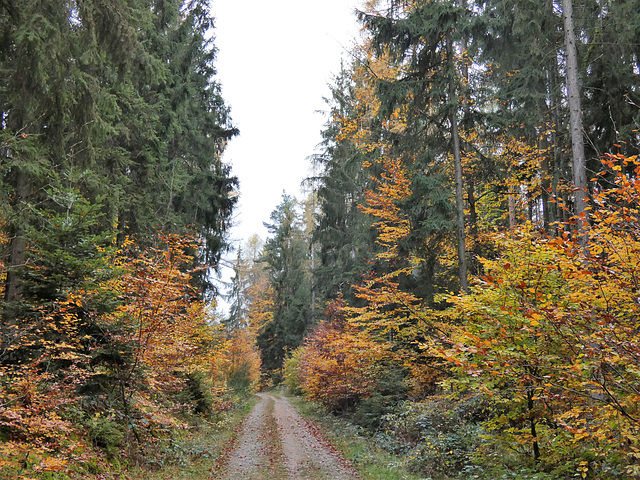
[293,298,386,411]
[438,155,640,475]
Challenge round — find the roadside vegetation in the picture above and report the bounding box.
[139,397,258,480]
[290,390,561,480]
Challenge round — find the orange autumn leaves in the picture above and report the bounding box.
[292,85,640,474]
[360,155,412,260]
[289,47,437,406]
[0,233,236,478]
[289,153,425,408]
[114,234,228,387]
[438,155,640,474]
[293,298,386,410]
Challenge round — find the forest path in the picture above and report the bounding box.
[220,393,360,480]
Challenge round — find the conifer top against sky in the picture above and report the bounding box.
[213,0,362,244]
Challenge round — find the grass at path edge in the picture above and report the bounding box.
[131,395,259,480]
[285,391,423,480]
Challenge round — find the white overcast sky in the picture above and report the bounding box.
[212,0,363,251]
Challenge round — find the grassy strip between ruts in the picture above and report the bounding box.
[252,395,288,480]
[286,393,424,480]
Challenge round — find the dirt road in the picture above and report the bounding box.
[220,393,360,480]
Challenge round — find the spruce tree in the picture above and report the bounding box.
[312,66,379,308]
[579,0,640,192]
[478,0,567,227]
[0,0,238,314]
[0,0,238,366]
[0,0,151,311]
[257,194,311,375]
[359,0,469,292]
[119,0,238,292]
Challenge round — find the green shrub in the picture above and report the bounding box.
[85,413,124,457]
[283,348,303,395]
[351,392,396,431]
[351,363,408,430]
[227,360,254,394]
[380,395,493,478]
[182,371,214,415]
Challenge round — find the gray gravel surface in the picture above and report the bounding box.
[221,393,360,480]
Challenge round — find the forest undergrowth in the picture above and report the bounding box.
[290,391,579,480]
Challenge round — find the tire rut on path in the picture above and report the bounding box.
[220,393,360,480]
[221,393,285,479]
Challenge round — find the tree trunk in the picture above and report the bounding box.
[540,139,551,232]
[4,169,29,306]
[527,388,541,463]
[549,54,563,232]
[447,32,468,293]
[466,182,478,275]
[562,0,588,233]
[508,195,517,229]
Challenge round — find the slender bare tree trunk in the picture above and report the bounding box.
[540,139,551,231]
[508,195,517,229]
[562,0,588,233]
[447,32,468,293]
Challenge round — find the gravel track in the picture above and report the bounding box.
[220,393,360,480]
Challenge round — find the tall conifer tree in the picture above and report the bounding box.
[257,194,311,375]
[312,66,379,307]
[359,0,469,292]
[0,0,151,309]
[0,0,238,313]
